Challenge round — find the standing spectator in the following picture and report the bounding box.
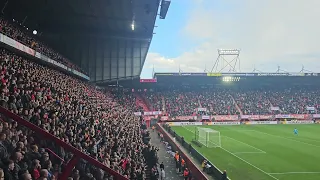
[31,159,41,179]
[222,170,227,180]
[160,168,165,180]
[4,160,15,180]
[183,168,189,180]
[159,162,164,170]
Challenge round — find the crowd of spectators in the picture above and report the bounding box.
[163,91,199,117]
[199,91,238,115]
[0,48,154,180]
[234,90,271,115]
[0,17,87,75]
[143,92,163,112]
[144,88,320,116]
[268,89,320,114]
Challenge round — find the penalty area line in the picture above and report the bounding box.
[222,135,267,153]
[233,152,266,154]
[181,126,279,180]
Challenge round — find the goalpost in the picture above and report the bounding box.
[195,127,221,148]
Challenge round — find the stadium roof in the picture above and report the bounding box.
[4,0,158,40]
[3,0,160,82]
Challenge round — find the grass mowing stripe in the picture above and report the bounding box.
[222,135,267,153]
[252,130,320,148]
[181,126,279,180]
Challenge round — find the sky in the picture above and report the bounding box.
[140,0,320,78]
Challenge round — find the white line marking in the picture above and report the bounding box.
[181,126,279,180]
[233,152,266,154]
[268,172,320,175]
[252,130,320,148]
[222,135,267,153]
[228,129,320,144]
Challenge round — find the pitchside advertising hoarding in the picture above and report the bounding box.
[166,120,316,126]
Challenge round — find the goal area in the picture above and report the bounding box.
[195,127,221,148]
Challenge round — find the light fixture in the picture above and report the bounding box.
[131,22,135,31]
[33,30,37,35]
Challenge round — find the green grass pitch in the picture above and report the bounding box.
[171,124,320,180]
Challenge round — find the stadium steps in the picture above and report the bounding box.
[161,96,166,113]
[135,93,151,111]
[0,106,128,180]
[231,95,243,115]
[198,99,202,108]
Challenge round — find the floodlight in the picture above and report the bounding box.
[131,23,135,31]
[33,30,37,35]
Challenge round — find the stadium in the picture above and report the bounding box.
[0,0,318,180]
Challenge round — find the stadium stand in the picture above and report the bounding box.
[0,17,87,75]
[234,90,271,115]
[140,88,320,117]
[0,48,158,179]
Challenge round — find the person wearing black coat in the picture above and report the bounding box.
[4,160,16,180]
[222,170,227,180]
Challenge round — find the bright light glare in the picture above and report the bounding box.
[33,30,37,35]
[222,76,241,82]
[131,23,135,31]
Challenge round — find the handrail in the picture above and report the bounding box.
[45,148,65,163]
[0,106,128,180]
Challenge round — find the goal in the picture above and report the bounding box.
[195,127,221,148]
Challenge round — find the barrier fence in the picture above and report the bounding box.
[157,123,231,180]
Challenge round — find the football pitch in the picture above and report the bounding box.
[171,124,320,180]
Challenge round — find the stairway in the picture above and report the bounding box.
[161,96,166,113]
[230,95,243,115]
[198,99,202,108]
[135,93,150,112]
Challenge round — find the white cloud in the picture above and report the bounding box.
[142,0,320,78]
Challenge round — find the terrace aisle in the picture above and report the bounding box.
[149,129,184,180]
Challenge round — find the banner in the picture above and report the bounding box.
[241,115,273,120]
[166,122,203,126]
[140,79,157,83]
[202,115,210,120]
[0,33,89,81]
[144,111,162,116]
[134,112,141,116]
[275,114,309,119]
[212,115,238,121]
[270,106,280,111]
[313,114,320,118]
[1,34,35,56]
[174,116,197,121]
[210,121,240,125]
[306,106,315,111]
[197,108,207,112]
[285,120,314,124]
[161,116,169,121]
[245,121,278,125]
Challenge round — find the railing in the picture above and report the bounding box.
[0,106,128,180]
[156,123,210,180]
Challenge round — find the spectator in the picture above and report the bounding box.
[222,170,227,180]
[159,168,165,180]
[30,159,41,180]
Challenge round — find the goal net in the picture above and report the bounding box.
[195,127,221,148]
